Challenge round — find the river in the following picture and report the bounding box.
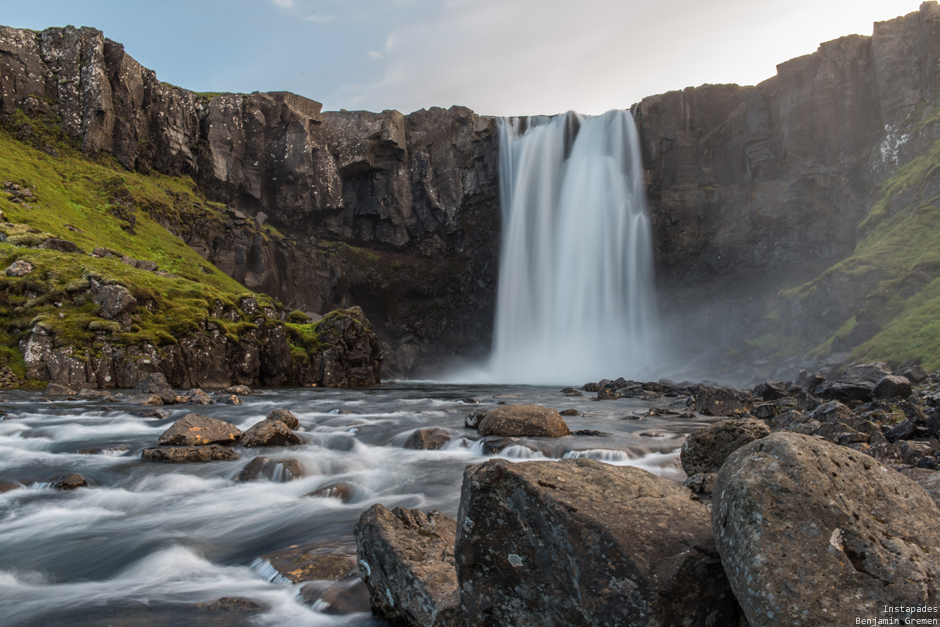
[0,382,715,626]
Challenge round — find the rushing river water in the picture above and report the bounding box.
[0,383,717,626]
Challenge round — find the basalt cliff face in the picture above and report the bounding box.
[2,4,939,380]
[0,25,500,378]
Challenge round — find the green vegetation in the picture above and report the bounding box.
[784,132,940,370]
[0,109,327,381]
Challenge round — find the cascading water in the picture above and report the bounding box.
[488,109,658,384]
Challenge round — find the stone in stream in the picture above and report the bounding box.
[43,382,76,396]
[477,404,569,437]
[464,409,487,429]
[45,473,88,490]
[559,408,580,416]
[404,427,451,450]
[157,413,242,446]
[221,385,253,396]
[680,417,770,475]
[597,387,620,400]
[713,432,940,626]
[134,372,176,404]
[478,436,521,455]
[355,504,461,627]
[240,418,302,448]
[455,458,741,626]
[307,482,355,502]
[128,394,163,406]
[300,578,371,615]
[0,481,23,493]
[236,457,304,482]
[254,541,358,584]
[142,444,240,463]
[265,408,299,429]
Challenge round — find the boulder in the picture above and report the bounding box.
[559,408,580,416]
[142,444,240,462]
[5,259,32,277]
[680,417,770,476]
[404,428,451,450]
[0,480,22,493]
[221,385,253,396]
[478,436,521,455]
[683,472,717,495]
[713,432,940,626]
[236,456,304,482]
[188,390,213,405]
[754,380,788,401]
[307,482,354,502]
[240,418,302,448]
[135,372,176,404]
[300,579,370,615]
[899,364,929,384]
[815,362,892,403]
[355,505,460,627]
[477,405,569,437]
[40,238,82,253]
[45,473,88,490]
[873,374,913,400]
[255,542,357,584]
[597,388,620,400]
[157,413,242,446]
[44,382,77,396]
[456,458,741,626]
[265,408,299,429]
[91,281,137,319]
[128,394,163,406]
[690,385,753,416]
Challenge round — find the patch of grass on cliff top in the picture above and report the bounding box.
[786,135,940,369]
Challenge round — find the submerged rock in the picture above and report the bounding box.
[477,404,569,437]
[455,458,741,626]
[404,428,451,450]
[354,505,460,627]
[256,542,357,584]
[236,457,304,482]
[680,417,770,475]
[43,383,77,396]
[45,473,88,490]
[299,579,371,615]
[713,432,940,626]
[307,482,355,502]
[142,444,240,463]
[157,413,242,446]
[464,409,487,429]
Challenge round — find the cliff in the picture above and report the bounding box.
[3,4,940,381]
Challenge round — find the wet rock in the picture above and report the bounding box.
[157,413,242,446]
[187,390,213,405]
[221,394,242,405]
[581,382,599,392]
[78,444,129,455]
[256,542,357,584]
[240,418,302,447]
[560,387,583,397]
[680,417,770,475]
[477,404,569,437]
[128,394,163,406]
[464,409,486,429]
[355,505,460,627]
[713,432,940,626]
[404,428,451,450]
[90,281,137,319]
[44,382,77,396]
[46,473,88,490]
[135,372,176,404]
[5,259,32,277]
[200,597,264,613]
[307,482,354,502]
[572,429,610,437]
[690,385,753,416]
[559,408,580,416]
[221,385,253,396]
[299,579,370,615]
[478,436,520,455]
[0,480,23,493]
[142,444,240,463]
[754,380,787,401]
[236,456,304,482]
[40,237,82,253]
[456,458,741,627]
[815,362,892,403]
[873,374,913,400]
[597,388,620,400]
[138,409,170,420]
[886,419,917,443]
[265,408,299,429]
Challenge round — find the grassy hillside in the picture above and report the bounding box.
[0,110,317,383]
[782,132,940,371]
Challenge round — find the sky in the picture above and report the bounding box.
[1,0,924,117]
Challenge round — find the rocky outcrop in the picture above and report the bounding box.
[477,404,570,437]
[713,432,940,626]
[455,458,742,626]
[354,504,461,627]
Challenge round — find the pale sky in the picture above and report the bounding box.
[1,0,924,116]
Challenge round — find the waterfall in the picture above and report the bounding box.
[487,109,658,384]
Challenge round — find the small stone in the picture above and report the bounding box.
[5,260,32,277]
[46,473,88,490]
[404,427,451,450]
[307,482,355,502]
[559,408,580,416]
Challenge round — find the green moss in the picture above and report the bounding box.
[285,320,324,353]
[287,309,309,323]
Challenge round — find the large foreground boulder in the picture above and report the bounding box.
[477,405,570,437]
[354,505,460,627]
[455,458,742,627]
[157,413,242,446]
[713,432,940,626]
[680,417,770,475]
